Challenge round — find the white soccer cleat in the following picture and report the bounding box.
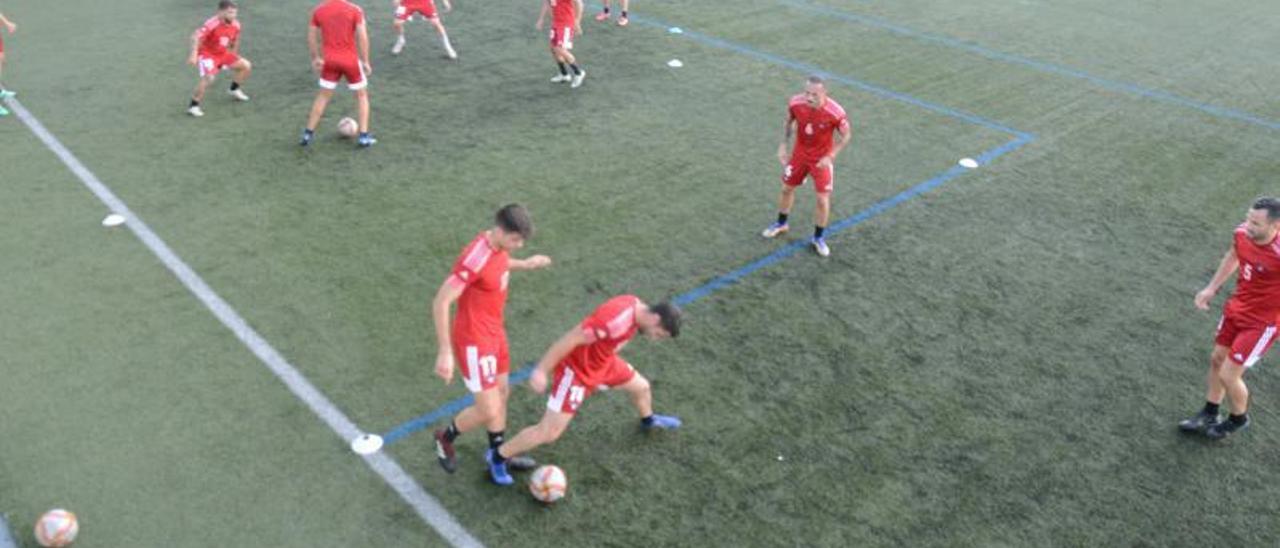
[571,69,586,88]
[761,222,789,238]
[550,74,572,83]
[811,237,831,257]
[187,105,205,117]
[229,88,250,102]
[445,46,458,59]
[392,37,406,55]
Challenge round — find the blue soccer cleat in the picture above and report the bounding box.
[299,128,315,147]
[358,132,377,148]
[485,448,514,485]
[642,414,682,431]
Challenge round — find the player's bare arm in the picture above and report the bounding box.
[508,255,552,271]
[307,24,323,72]
[1195,248,1239,310]
[817,124,850,169]
[357,21,372,74]
[536,1,549,30]
[528,328,592,394]
[0,14,15,34]
[431,278,467,383]
[443,0,453,13]
[188,28,202,65]
[574,0,584,33]
[778,117,795,165]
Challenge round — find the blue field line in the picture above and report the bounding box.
[781,0,1280,132]
[379,134,1033,446]
[629,14,1030,140]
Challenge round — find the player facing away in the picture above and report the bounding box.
[431,205,553,475]
[487,295,683,485]
[536,0,585,88]
[186,1,252,118]
[302,0,376,147]
[761,76,851,257]
[0,10,19,116]
[1179,198,1280,440]
[593,0,629,26]
[391,0,456,59]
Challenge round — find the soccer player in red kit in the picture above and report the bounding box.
[390,0,456,60]
[761,76,852,257]
[536,0,585,88]
[186,1,252,118]
[431,205,552,475]
[488,295,682,485]
[0,10,17,115]
[302,0,375,147]
[1180,198,1280,440]
[592,0,629,26]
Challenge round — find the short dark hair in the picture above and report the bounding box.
[218,0,237,10]
[649,301,683,338]
[495,203,534,239]
[1253,197,1280,221]
[807,75,825,86]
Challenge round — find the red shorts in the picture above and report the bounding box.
[545,359,636,414]
[549,25,574,50]
[454,335,511,393]
[319,57,367,90]
[396,0,437,20]
[783,157,834,194]
[1216,313,1278,368]
[198,52,241,78]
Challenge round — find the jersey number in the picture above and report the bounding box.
[568,386,586,410]
[1244,264,1254,281]
[478,354,498,379]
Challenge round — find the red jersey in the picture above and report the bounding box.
[311,0,365,62]
[788,95,849,162]
[549,0,576,26]
[447,232,510,341]
[196,16,241,57]
[1224,224,1280,326]
[565,295,641,386]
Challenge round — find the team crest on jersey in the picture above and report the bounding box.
[220,36,231,47]
[805,123,814,135]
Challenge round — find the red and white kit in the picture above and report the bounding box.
[1217,224,1280,367]
[196,16,242,77]
[546,295,643,414]
[783,94,849,195]
[312,0,367,90]
[447,232,512,393]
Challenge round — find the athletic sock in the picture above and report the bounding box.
[557,63,569,75]
[814,226,826,239]
[190,99,200,107]
[641,415,655,427]
[443,421,461,442]
[569,64,582,75]
[602,6,610,14]
[230,82,241,91]
[777,212,789,226]
[621,10,627,17]
[1203,401,1220,416]
[488,431,507,463]
[1229,413,1248,425]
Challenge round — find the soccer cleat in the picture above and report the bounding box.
[571,69,586,88]
[643,414,682,430]
[550,74,572,83]
[299,128,315,146]
[761,222,789,238]
[392,37,406,55]
[485,448,514,485]
[1177,410,1221,433]
[506,454,537,472]
[433,429,458,474]
[811,237,831,257]
[228,88,250,102]
[617,15,629,26]
[0,89,15,99]
[187,105,205,117]
[445,46,458,60]
[0,105,8,117]
[358,133,378,148]
[1205,417,1250,440]
[594,11,610,21]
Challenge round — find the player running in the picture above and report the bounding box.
[302,0,375,147]
[592,0,629,26]
[391,0,456,59]
[487,295,682,485]
[186,1,252,118]
[431,204,552,476]
[1179,197,1280,440]
[761,76,852,257]
[0,10,19,116]
[536,0,585,88]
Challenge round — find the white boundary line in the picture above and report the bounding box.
[5,97,484,548]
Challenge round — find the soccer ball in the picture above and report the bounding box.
[337,117,359,138]
[34,509,78,547]
[529,465,567,503]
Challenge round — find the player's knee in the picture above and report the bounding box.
[631,375,651,394]
[240,59,252,71]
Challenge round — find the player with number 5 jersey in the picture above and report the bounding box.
[431,204,551,476]
[487,295,684,486]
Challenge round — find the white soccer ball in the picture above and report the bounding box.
[529,465,567,503]
[337,117,359,138]
[34,509,78,547]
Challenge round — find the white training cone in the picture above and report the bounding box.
[667,59,684,68]
[668,27,683,34]
[350,434,384,455]
[958,158,979,169]
[102,214,126,227]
